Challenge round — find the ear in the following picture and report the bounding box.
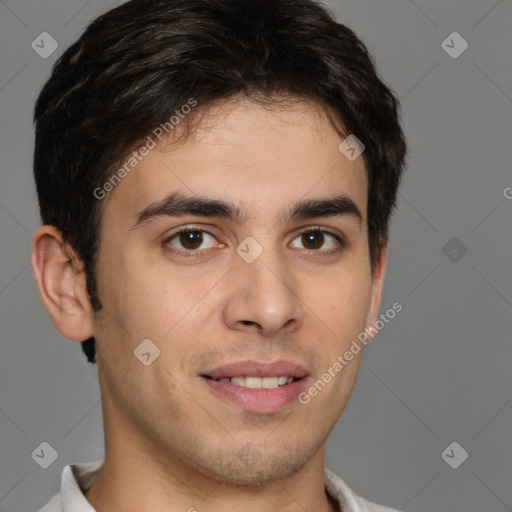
[364,239,388,342]
[31,225,94,341]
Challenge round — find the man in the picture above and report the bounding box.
[31,0,407,510]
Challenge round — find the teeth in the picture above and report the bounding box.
[231,376,247,387]
[262,376,279,388]
[245,377,262,389]
[221,376,294,389]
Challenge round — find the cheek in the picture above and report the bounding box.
[97,249,174,336]
[311,265,373,339]
[99,262,222,369]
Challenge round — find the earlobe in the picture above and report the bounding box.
[31,225,94,341]
[364,241,388,341]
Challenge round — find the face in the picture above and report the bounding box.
[91,98,385,485]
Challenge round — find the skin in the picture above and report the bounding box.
[31,98,387,512]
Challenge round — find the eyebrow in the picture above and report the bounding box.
[132,191,363,228]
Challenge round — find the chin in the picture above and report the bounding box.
[200,443,317,486]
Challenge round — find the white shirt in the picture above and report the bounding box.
[38,460,402,512]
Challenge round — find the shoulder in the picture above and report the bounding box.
[37,460,103,512]
[325,468,403,512]
[37,492,63,512]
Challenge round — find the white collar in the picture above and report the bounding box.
[41,460,399,512]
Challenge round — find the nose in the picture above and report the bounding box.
[222,242,303,338]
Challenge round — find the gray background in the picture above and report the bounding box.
[1,0,511,511]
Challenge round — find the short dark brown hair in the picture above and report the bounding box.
[33,0,407,364]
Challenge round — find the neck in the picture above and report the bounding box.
[84,369,340,512]
[84,436,337,512]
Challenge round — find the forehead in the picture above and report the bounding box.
[102,98,368,226]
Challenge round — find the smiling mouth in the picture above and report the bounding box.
[199,359,310,412]
[202,375,301,389]
[200,371,308,413]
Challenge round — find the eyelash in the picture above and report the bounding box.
[162,226,346,259]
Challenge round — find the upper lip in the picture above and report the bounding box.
[202,360,309,379]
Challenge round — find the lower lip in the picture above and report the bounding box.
[200,376,308,413]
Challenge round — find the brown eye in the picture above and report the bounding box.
[164,228,218,256]
[178,230,203,250]
[290,228,344,253]
[301,230,324,250]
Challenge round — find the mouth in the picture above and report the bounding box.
[202,375,299,389]
[199,360,310,413]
